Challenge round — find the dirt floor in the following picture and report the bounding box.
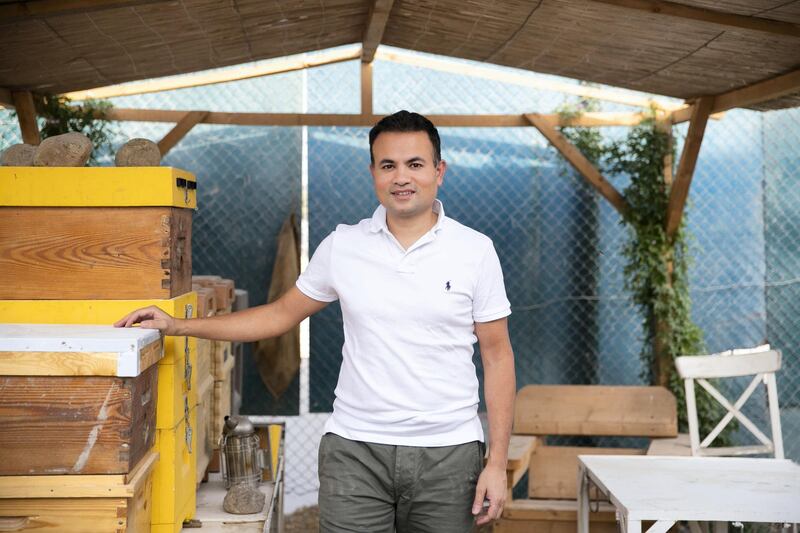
[283,505,494,532]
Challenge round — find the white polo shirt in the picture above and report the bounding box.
[296,200,511,446]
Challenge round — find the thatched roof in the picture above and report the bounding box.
[1,0,798,110]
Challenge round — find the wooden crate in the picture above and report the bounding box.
[152,406,197,530]
[212,340,233,381]
[196,337,213,386]
[0,450,158,532]
[0,167,197,300]
[194,287,217,319]
[192,276,234,311]
[0,325,162,476]
[196,374,215,485]
[0,294,199,430]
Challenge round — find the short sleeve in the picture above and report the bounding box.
[472,243,511,322]
[296,232,339,303]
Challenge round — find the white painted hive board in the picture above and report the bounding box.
[0,323,161,377]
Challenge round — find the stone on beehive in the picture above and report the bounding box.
[1,143,36,166]
[115,138,161,167]
[33,132,92,167]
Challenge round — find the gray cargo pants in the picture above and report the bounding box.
[318,433,484,533]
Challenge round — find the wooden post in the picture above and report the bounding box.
[361,62,373,117]
[11,91,40,145]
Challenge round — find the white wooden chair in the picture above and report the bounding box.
[675,344,784,459]
[648,346,789,533]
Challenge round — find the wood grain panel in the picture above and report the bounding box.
[514,385,677,437]
[0,365,157,475]
[0,206,192,299]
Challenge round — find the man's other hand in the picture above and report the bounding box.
[113,305,178,335]
[472,463,507,526]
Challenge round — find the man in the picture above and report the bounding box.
[116,110,515,532]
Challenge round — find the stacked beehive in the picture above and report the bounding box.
[230,288,250,416]
[0,166,199,532]
[193,286,216,483]
[191,275,236,472]
[0,324,162,532]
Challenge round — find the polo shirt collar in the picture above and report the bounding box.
[369,199,446,234]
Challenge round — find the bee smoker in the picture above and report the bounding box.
[220,415,270,489]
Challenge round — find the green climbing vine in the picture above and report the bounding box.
[558,101,729,441]
[13,94,114,164]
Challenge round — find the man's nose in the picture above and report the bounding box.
[393,169,411,185]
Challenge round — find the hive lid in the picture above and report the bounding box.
[0,166,197,208]
[0,323,163,377]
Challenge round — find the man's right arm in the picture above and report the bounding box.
[114,286,328,342]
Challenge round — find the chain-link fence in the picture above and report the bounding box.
[2,46,799,513]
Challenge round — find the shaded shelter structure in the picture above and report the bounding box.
[2,0,800,520]
[2,0,799,387]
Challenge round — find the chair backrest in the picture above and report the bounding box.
[675,346,784,459]
[514,385,677,437]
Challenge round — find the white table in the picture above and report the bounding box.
[577,455,800,533]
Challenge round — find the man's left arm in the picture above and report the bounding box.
[472,317,515,526]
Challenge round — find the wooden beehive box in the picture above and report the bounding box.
[0,450,158,533]
[0,167,196,300]
[0,324,162,476]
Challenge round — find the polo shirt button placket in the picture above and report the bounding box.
[397,253,416,274]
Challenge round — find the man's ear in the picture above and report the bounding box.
[436,160,447,184]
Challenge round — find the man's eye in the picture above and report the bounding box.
[381,164,393,170]
[410,163,422,169]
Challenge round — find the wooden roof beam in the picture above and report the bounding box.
[591,0,800,38]
[62,46,361,101]
[361,0,395,63]
[157,111,209,157]
[672,67,800,123]
[665,96,714,239]
[104,108,655,128]
[525,113,629,217]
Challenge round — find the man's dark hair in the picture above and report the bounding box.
[369,110,441,165]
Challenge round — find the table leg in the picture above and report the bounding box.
[577,464,590,533]
[645,520,676,533]
[626,520,642,533]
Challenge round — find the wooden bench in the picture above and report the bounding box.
[495,385,678,533]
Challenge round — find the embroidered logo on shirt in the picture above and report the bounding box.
[445,281,451,291]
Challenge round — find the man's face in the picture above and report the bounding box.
[370,131,446,222]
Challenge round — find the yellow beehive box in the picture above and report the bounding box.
[0,293,198,429]
[0,450,158,532]
[0,166,197,208]
[151,405,197,532]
